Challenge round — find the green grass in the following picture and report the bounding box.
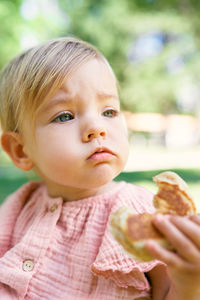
[0,165,36,203]
[116,168,200,188]
[0,177,29,202]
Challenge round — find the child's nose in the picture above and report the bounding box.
[82,124,107,142]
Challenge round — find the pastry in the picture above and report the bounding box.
[110,171,196,261]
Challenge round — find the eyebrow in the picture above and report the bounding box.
[97,92,119,102]
[41,91,119,113]
[42,96,73,112]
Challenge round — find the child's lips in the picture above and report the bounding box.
[87,147,115,161]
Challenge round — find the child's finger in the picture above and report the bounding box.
[145,239,183,268]
[152,214,200,263]
[190,214,200,226]
[170,216,200,249]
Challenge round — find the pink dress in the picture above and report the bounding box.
[0,181,163,299]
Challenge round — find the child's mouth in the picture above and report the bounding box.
[87,147,115,161]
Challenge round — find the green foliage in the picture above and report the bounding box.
[1,0,200,114]
[57,0,200,114]
[0,0,24,68]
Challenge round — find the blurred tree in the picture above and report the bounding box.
[1,0,200,115]
[57,0,200,115]
[0,0,24,68]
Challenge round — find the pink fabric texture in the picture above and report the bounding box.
[0,181,163,299]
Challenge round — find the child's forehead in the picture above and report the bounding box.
[33,58,118,116]
[48,59,117,97]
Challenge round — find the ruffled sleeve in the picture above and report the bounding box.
[91,183,164,291]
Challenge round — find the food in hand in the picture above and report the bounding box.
[110,171,196,261]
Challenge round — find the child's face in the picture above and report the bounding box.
[21,58,129,198]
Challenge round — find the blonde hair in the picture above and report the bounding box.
[0,37,106,132]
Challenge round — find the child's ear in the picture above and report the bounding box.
[1,131,34,171]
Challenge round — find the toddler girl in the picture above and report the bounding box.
[0,37,200,299]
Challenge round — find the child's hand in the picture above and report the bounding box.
[146,214,200,299]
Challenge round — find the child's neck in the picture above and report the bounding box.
[45,181,118,202]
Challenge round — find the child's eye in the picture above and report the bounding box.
[52,112,74,123]
[103,109,118,118]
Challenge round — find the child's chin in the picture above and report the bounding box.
[89,170,119,187]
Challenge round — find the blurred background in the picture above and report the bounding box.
[1,0,200,209]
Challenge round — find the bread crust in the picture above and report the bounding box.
[153,172,196,215]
